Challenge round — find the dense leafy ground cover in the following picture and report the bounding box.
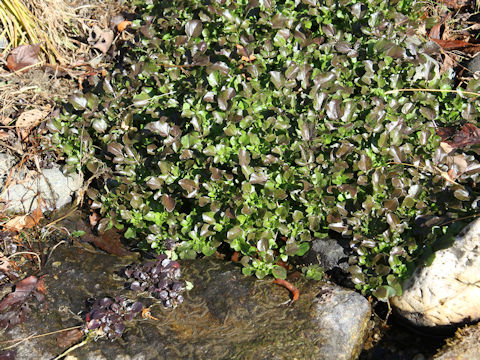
[47,0,480,299]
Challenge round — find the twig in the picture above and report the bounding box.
[0,60,46,78]
[385,88,480,98]
[375,161,462,186]
[1,333,37,350]
[439,213,480,227]
[0,325,82,346]
[53,338,89,360]
[45,240,66,266]
[8,251,41,270]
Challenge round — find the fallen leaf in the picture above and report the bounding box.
[35,277,46,296]
[439,141,454,154]
[431,39,480,54]
[241,54,256,62]
[0,116,12,126]
[440,53,457,74]
[84,228,133,256]
[3,206,43,232]
[448,154,468,174]
[434,166,460,185]
[0,276,38,312]
[0,254,14,278]
[141,307,159,320]
[88,26,114,54]
[89,211,101,228]
[431,38,472,50]
[440,123,480,149]
[6,45,40,72]
[429,23,443,40]
[437,126,457,140]
[0,130,12,140]
[117,20,132,32]
[16,108,49,141]
[56,328,83,348]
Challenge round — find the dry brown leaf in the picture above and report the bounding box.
[0,130,12,140]
[16,108,49,140]
[431,38,472,50]
[56,328,83,348]
[448,154,468,174]
[0,254,12,274]
[117,20,132,32]
[241,54,256,62]
[433,165,460,185]
[88,211,101,228]
[440,53,457,74]
[3,206,43,232]
[0,117,12,126]
[88,26,114,54]
[84,228,133,256]
[429,23,443,40]
[6,44,40,72]
[440,141,454,154]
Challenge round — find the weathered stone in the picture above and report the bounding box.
[0,244,371,360]
[467,54,480,74]
[0,153,14,177]
[312,285,371,360]
[0,165,82,214]
[392,219,480,327]
[434,323,480,360]
[299,238,349,272]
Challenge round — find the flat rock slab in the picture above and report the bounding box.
[0,246,371,360]
[392,219,480,327]
[0,154,82,214]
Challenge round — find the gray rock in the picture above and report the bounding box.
[467,54,480,74]
[312,285,372,360]
[0,242,371,360]
[0,153,14,176]
[392,219,480,327]
[434,323,480,360]
[0,164,82,214]
[299,238,349,271]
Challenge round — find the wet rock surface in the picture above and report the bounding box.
[391,219,480,327]
[0,245,371,360]
[0,157,82,214]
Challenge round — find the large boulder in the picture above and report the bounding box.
[392,219,480,327]
[0,245,371,360]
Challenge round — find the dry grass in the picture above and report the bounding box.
[0,0,131,160]
[1,0,129,65]
[0,0,58,63]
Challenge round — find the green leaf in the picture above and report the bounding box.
[124,228,136,239]
[296,242,310,256]
[272,265,287,279]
